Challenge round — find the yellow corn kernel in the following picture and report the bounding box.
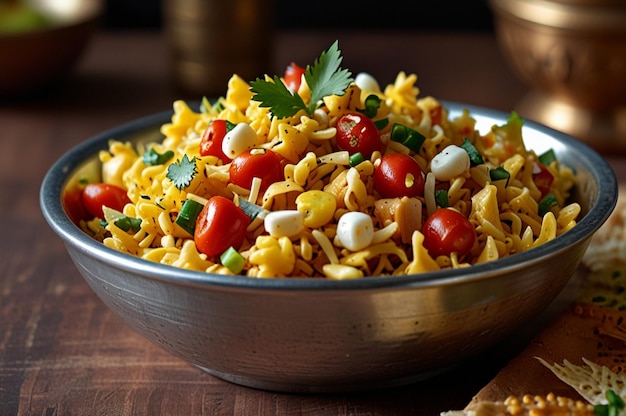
[295,190,336,228]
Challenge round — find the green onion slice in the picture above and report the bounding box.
[358,94,381,118]
[220,246,245,274]
[349,152,365,167]
[538,149,557,166]
[489,166,510,185]
[538,193,558,216]
[390,123,425,153]
[176,199,204,235]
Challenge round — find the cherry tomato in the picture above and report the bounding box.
[229,148,285,191]
[63,186,90,225]
[533,162,554,198]
[373,153,425,198]
[284,62,306,92]
[199,119,230,163]
[194,196,251,257]
[429,104,442,126]
[335,112,382,158]
[81,183,131,219]
[422,208,476,257]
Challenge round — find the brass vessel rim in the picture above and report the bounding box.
[489,0,626,31]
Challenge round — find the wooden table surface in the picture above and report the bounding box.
[1,29,625,416]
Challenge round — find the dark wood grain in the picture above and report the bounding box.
[1,29,624,416]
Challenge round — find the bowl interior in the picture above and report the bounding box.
[41,101,618,290]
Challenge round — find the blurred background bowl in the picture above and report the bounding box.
[488,0,626,154]
[40,103,617,393]
[0,0,103,96]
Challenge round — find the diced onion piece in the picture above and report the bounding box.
[430,145,470,181]
[222,123,259,159]
[336,211,374,251]
[264,210,304,238]
[354,72,381,93]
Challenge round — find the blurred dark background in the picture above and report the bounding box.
[102,0,495,32]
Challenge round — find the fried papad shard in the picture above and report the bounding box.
[440,392,594,416]
[537,356,626,406]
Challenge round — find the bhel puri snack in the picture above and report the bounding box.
[64,41,581,279]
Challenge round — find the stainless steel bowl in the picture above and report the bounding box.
[40,102,618,393]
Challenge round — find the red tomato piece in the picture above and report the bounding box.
[199,119,230,163]
[533,162,554,198]
[229,148,285,191]
[422,208,476,257]
[373,153,425,198]
[81,183,131,219]
[284,62,306,92]
[335,112,382,158]
[194,196,251,257]
[63,186,90,225]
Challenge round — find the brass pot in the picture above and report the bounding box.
[162,0,275,97]
[488,0,626,153]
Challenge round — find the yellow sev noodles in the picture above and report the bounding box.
[89,71,580,279]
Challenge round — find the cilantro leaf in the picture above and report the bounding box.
[305,40,353,111]
[143,148,174,166]
[250,40,353,119]
[250,75,308,119]
[166,154,197,190]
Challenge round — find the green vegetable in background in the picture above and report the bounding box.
[0,1,50,34]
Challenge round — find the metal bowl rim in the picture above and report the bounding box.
[39,101,618,291]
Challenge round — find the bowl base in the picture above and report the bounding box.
[516,90,626,155]
[194,365,453,394]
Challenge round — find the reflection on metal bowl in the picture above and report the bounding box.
[488,0,626,153]
[40,102,617,393]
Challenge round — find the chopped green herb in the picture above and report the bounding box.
[538,192,558,216]
[250,40,353,118]
[176,199,205,235]
[166,154,197,190]
[390,123,425,153]
[143,148,175,166]
[373,118,389,130]
[114,216,142,233]
[538,148,557,166]
[460,137,484,166]
[220,246,245,274]
[490,166,510,185]
[435,189,449,208]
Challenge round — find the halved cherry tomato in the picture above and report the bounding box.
[194,196,251,257]
[284,62,306,92]
[199,119,230,163]
[63,186,90,225]
[373,153,425,198]
[533,162,554,198]
[335,112,383,158]
[229,148,285,191]
[82,183,131,219]
[422,208,476,257]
